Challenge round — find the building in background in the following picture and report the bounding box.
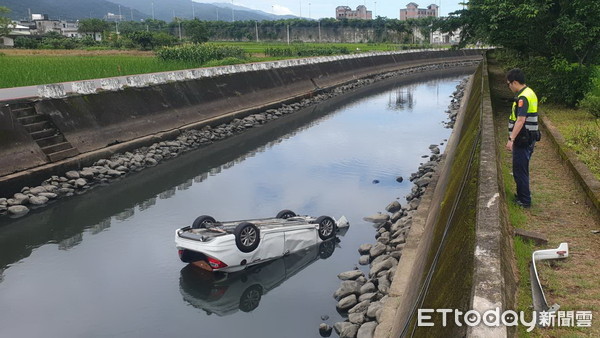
[104,13,125,21]
[431,29,461,45]
[335,5,373,20]
[399,3,438,20]
[1,23,31,47]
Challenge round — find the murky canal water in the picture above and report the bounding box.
[0,69,473,337]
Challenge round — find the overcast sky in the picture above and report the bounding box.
[200,1,465,19]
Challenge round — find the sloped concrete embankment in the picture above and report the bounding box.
[0,50,482,195]
[375,56,516,337]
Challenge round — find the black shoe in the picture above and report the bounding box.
[515,200,531,208]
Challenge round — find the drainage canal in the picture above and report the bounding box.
[0,68,473,338]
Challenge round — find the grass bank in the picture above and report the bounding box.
[0,42,444,88]
[542,105,600,180]
[0,54,202,88]
[220,41,411,55]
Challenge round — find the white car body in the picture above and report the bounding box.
[175,213,349,273]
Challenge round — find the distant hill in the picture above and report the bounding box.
[2,0,149,21]
[2,0,299,22]
[211,2,299,20]
[109,0,299,21]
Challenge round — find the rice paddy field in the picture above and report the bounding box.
[0,52,201,88]
[0,42,420,88]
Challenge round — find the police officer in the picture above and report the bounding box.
[505,68,538,208]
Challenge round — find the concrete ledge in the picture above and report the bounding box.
[539,113,600,216]
[467,55,507,338]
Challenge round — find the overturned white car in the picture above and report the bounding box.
[175,210,349,273]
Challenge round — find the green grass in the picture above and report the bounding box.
[0,54,203,88]
[221,41,406,54]
[543,105,600,180]
[0,42,445,88]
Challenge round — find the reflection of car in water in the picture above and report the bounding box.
[175,210,349,272]
[179,231,347,317]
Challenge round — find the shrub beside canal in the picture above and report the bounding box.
[156,43,247,64]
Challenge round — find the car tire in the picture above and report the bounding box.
[234,222,260,253]
[192,215,216,229]
[316,216,336,240]
[276,209,296,219]
[319,239,335,259]
[239,284,262,312]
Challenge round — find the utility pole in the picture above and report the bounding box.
[231,0,235,22]
[118,5,122,21]
[299,0,302,17]
[255,21,259,42]
[151,2,155,20]
[308,2,311,19]
[318,20,321,42]
[287,24,290,45]
[192,4,195,19]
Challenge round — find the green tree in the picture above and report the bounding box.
[0,6,14,37]
[127,31,155,50]
[152,32,177,47]
[439,0,600,105]
[142,19,169,33]
[117,21,144,35]
[14,36,40,49]
[444,0,600,65]
[183,19,209,43]
[78,18,110,36]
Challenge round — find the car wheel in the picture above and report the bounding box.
[276,209,296,219]
[234,222,260,253]
[316,216,336,240]
[239,284,262,312]
[192,215,216,229]
[319,239,335,259]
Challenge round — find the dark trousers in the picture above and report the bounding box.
[513,140,536,204]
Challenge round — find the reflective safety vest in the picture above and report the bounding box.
[508,86,538,132]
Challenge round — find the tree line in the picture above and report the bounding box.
[437,0,600,109]
[2,11,442,50]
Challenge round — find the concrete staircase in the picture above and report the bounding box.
[11,103,79,162]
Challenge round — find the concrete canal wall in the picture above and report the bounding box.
[376,56,517,337]
[0,49,482,195]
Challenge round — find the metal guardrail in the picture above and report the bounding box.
[530,243,569,326]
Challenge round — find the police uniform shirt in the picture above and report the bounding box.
[515,87,529,118]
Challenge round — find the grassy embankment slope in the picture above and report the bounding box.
[0,42,412,88]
